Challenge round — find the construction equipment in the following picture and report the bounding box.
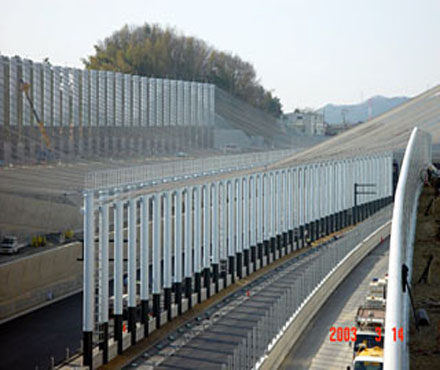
[19,79,51,150]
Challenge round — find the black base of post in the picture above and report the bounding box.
[329,215,334,233]
[288,230,294,252]
[83,331,93,367]
[236,252,243,279]
[315,220,320,240]
[141,300,149,337]
[305,223,311,245]
[128,306,137,345]
[114,314,123,354]
[270,237,276,261]
[336,212,341,229]
[229,256,235,283]
[185,277,192,309]
[195,272,202,303]
[258,242,264,265]
[164,287,172,321]
[293,228,299,251]
[309,222,315,242]
[319,218,324,238]
[174,282,182,315]
[276,234,282,255]
[244,249,250,276]
[282,232,288,254]
[263,240,270,259]
[221,262,227,288]
[251,246,257,267]
[153,293,161,329]
[324,216,330,236]
[343,210,348,227]
[299,225,305,248]
[203,267,211,297]
[101,322,108,364]
[213,264,219,293]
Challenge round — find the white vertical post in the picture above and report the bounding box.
[250,176,256,247]
[113,197,124,352]
[127,197,137,342]
[237,178,243,253]
[175,190,183,284]
[184,188,192,279]
[98,191,109,362]
[152,194,162,325]
[83,192,95,331]
[221,182,227,262]
[140,194,150,332]
[203,185,211,270]
[114,199,123,316]
[258,175,263,243]
[98,192,109,324]
[243,177,249,251]
[83,192,95,365]
[164,191,172,289]
[128,198,137,308]
[270,173,275,239]
[212,183,219,265]
[152,195,161,293]
[194,185,202,274]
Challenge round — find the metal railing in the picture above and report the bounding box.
[81,152,393,367]
[384,127,432,370]
[84,149,296,190]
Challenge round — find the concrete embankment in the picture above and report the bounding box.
[0,242,83,323]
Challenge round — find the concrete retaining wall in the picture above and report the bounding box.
[0,242,83,322]
[260,221,391,370]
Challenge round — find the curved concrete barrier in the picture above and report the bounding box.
[260,221,391,370]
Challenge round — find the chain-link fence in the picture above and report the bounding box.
[221,206,392,370]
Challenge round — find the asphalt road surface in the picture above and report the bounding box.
[0,292,82,370]
[279,238,389,370]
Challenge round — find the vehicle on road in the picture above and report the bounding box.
[351,346,383,369]
[0,236,27,255]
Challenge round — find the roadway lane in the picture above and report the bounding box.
[126,242,343,370]
[0,292,82,369]
[279,238,389,370]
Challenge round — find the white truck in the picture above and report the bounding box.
[0,236,27,255]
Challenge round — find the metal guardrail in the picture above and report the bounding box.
[84,149,296,190]
[384,127,432,370]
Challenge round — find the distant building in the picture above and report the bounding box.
[283,109,325,136]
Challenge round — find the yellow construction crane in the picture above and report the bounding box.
[19,79,51,150]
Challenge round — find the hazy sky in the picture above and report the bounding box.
[1,0,439,111]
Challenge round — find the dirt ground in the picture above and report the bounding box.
[410,185,440,368]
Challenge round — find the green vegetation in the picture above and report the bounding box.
[83,23,282,117]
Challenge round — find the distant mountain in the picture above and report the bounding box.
[318,95,409,125]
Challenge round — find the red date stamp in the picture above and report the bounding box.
[329,326,357,342]
[329,326,404,342]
